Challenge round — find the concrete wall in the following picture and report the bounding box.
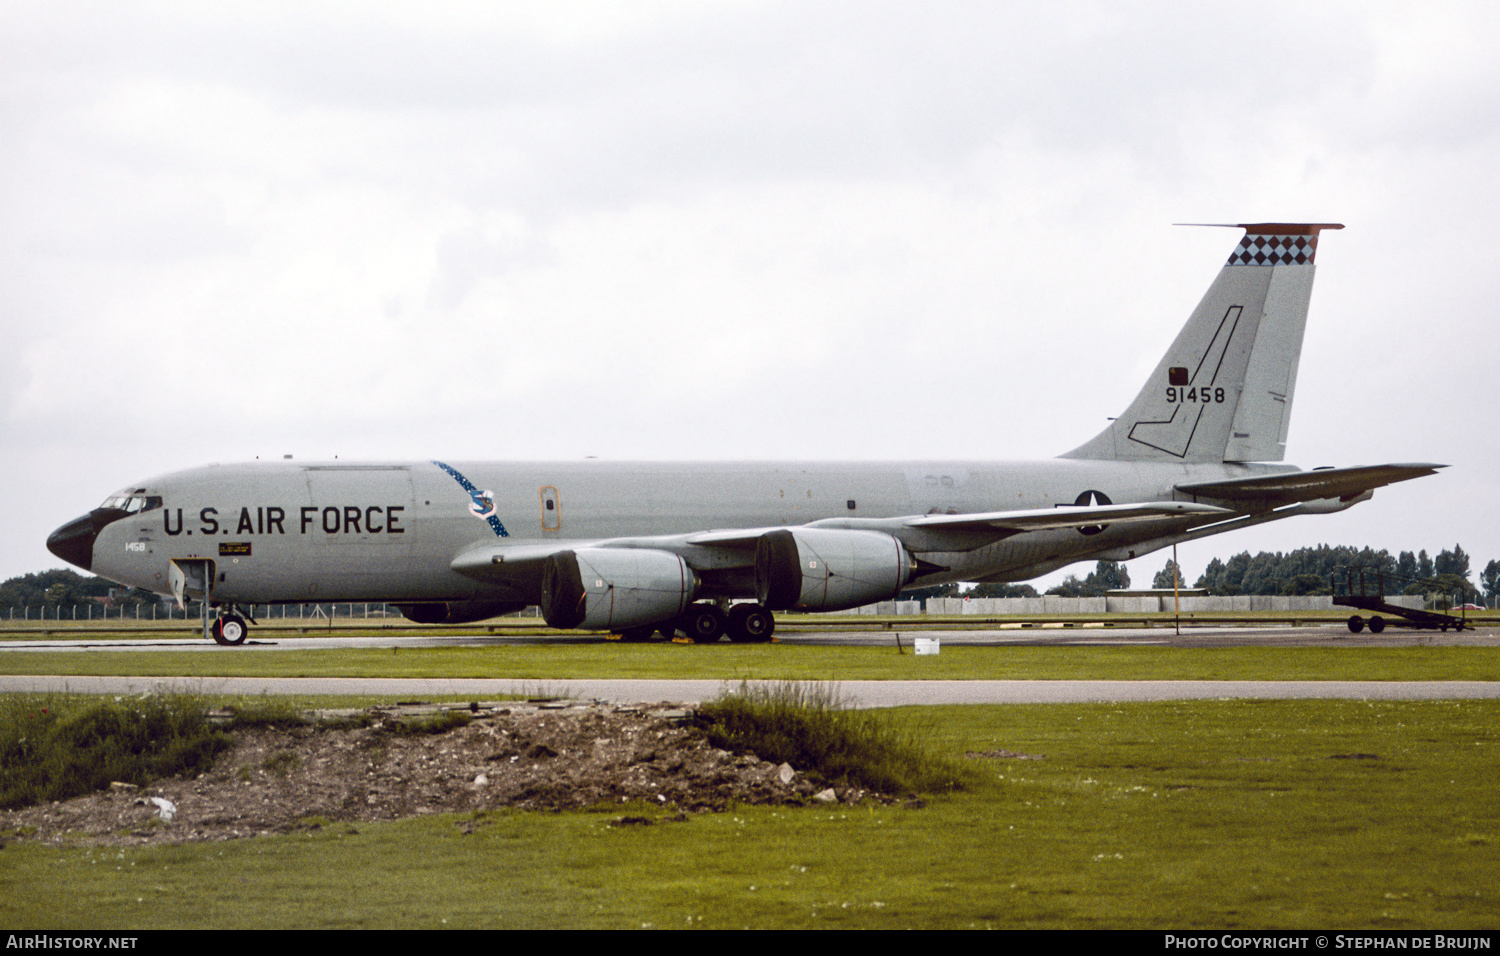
[854,600,923,615]
[877,594,1410,615]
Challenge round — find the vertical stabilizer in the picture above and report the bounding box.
[1061,223,1342,463]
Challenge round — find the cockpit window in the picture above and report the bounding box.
[99,495,163,514]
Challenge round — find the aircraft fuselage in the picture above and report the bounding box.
[73,457,1291,605]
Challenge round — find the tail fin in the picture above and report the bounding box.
[1061,222,1343,463]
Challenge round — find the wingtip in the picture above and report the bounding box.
[1386,461,1448,471]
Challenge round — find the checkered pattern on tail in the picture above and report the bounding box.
[1226,233,1320,266]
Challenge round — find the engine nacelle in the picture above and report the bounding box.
[755,528,914,612]
[540,548,698,630]
[1292,491,1374,515]
[395,600,528,625]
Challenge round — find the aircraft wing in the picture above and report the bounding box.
[450,500,1233,584]
[1175,463,1445,506]
[795,500,1233,552]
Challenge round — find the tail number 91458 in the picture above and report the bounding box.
[1166,386,1225,403]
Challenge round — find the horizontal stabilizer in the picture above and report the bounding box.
[1175,463,1445,505]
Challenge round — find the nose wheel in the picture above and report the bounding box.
[207,606,256,646]
[211,613,248,645]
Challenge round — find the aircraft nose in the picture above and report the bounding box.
[47,513,100,571]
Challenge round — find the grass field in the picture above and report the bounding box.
[2,697,1497,929]
[3,634,1498,928]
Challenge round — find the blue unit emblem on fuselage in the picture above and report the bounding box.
[470,492,495,520]
[432,461,509,537]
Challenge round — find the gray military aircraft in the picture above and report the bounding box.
[47,222,1442,645]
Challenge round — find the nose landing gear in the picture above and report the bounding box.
[211,611,251,646]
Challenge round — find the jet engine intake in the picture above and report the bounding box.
[755,528,914,612]
[540,548,698,630]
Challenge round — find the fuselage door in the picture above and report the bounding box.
[540,486,561,531]
[169,558,214,610]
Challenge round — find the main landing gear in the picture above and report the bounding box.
[727,603,775,643]
[615,602,776,644]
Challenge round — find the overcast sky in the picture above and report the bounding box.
[4,0,1498,589]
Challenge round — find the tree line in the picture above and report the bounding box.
[905,543,1498,604]
[0,568,122,611]
[1184,543,1492,602]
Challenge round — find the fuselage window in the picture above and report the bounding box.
[540,486,561,530]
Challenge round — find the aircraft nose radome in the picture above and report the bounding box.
[47,514,97,571]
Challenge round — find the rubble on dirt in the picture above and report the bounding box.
[0,700,877,847]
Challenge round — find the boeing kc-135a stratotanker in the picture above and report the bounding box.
[48,223,1443,645]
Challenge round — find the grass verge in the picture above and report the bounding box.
[695,682,971,795]
[0,694,313,810]
[0,694,231,810]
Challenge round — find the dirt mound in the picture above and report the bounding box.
[1,700,871,847]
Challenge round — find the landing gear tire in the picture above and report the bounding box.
[727,604,775,643]
[1368,616,1386,634]
[1347,615,1364,634]
[679,604,727,644]
[212,613,248,646]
